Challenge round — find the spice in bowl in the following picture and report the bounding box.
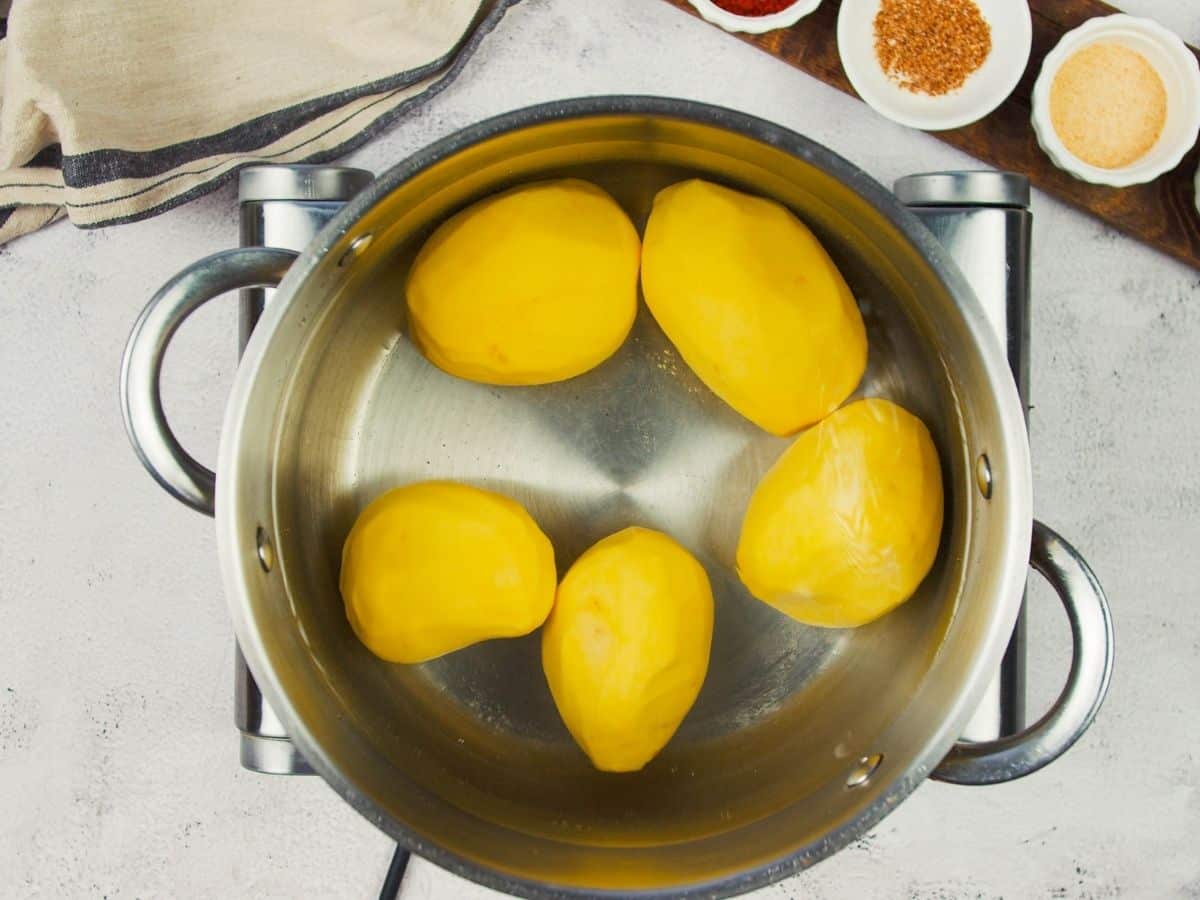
[688,0,821,35]
[873,0,992,96]
[1030,14,1200,187]
[711,0,796,13]
[1049,43,1167,169]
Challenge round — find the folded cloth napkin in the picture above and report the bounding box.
[0,0,518,243]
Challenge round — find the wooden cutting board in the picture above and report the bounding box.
[660,0,1200,272]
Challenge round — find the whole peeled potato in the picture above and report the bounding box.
[736,398,944,628]
[542,527,714,772]
[406,179,640,386]
[341,481,556,663]
[641,179,867,436]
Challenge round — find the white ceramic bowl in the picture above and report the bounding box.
[686,0,821,35]
[837,0,1032,131]
[1031,15,1200,188]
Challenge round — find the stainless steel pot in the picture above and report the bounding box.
[120,97,1113,898]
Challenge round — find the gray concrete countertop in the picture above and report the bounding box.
[2,1,1197,896]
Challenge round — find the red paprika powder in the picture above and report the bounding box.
[711,0,795,14]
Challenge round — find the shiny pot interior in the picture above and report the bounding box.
[218,99,1030,897]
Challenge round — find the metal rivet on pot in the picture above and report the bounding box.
[846,753,883,788]
[976,453,993,499]
[337,233,373,267]
[256,526,275,573]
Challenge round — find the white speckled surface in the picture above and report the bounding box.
[1,1,1198,897]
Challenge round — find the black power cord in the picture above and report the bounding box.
[378,845,412,900]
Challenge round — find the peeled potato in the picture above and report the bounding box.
[641,179,867,436]
[340,481,556,663]
[406,179,640,385]
[736,398,944,628]
[542,527,714,772]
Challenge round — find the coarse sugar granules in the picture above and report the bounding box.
[873,0,992,96]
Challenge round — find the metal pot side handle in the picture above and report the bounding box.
[934,520,1114,785]
[120,248,298,516]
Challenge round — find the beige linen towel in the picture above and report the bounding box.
[0,0,517,243]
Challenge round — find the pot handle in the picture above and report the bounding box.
[120,248,298,516]
[933,520,1114,785]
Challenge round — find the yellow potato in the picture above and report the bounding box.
[641,179,867,436]
[542,527,714,772]
[736,398,944,628]
[340,481,556,663]
[406,179,640,385]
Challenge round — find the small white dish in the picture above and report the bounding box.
[686,0,821,35]
[1031,15,1200,188]
[837,0,1032,131]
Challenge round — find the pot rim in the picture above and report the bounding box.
[216,95,1033,899]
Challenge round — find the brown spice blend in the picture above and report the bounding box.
[874,0,992,97]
